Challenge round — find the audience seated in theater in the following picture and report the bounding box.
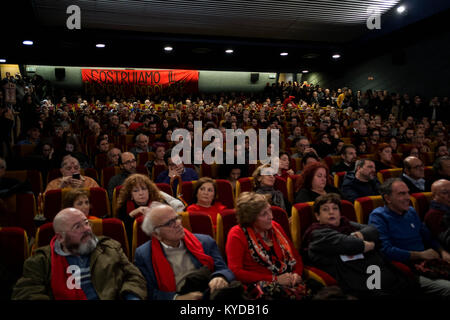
[144,143,167,176]
[106,148,121,168]
[252,163,290,213]
[374,143,397,172]
[129,133,151,158]
[62,188,100,220]
[331,144,357,174]
[402,156,430,193]
[92,135,110,162]
[429,156,450,186]
[107,152,137,202]
[134,203,235,300]
[116,174,185,245]
[222,164,243,194]
[155,152,198,195]
[303,193,419,299]
[226,192,311,300]
[389,136,399,154]
[294,162,341,204]
[425,180,450,252]
[341,159,380,203]
[369,178,450,298]
[291,137,317,159]
[186,177,226,229]
[61,136,92,169]
[45,155,99,192]
[435,144,449,159]
[354,138,368,156]
[12,208,147,300]
[276,152,295,180]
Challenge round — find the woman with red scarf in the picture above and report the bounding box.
[226,192,310,299]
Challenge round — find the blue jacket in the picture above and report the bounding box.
[368,205,441,262]
[155,167,199,194]
[134,233,234,300]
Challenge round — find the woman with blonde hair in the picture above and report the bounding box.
[226,192,310,300]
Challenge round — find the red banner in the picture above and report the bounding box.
[81,69,199,96]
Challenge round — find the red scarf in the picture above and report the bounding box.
[151,229,214,292]
[50,236,87,300]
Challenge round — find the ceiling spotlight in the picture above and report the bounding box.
[164,46,173,52]
[22,40,33,46]
[96,43,106,48]
[280,52,288,56]
[225,49,234,54]
[396,5,406,14]
[0,59,6,63]
[332,54,341,59]
[302,70,309,74]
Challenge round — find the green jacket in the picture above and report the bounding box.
[12,237,147,300]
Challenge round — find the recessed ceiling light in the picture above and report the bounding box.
[302,70,309,74]
[96,43,106,48]
[0,59,6,63]
[280,52,288,56]
[225,49,234,54]
[164,46,173,52]
[396,5,406,14]
[22,40,33,46]
[332,54,341,59]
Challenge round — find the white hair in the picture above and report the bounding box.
[141,202,172,236]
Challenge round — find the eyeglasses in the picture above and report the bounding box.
[411,164,425,169]
[122,159,136,165]
[154,215,182,230]
[67,219,91,233]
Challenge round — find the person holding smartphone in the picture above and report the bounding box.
[45,155,99,192]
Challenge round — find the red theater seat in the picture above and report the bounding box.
[354,196,385,224]
[0,227,29,282]
[4,170,43,196]
[0,193,37,237]
[43,187,110,221]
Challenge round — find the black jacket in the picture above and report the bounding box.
[341,172,381,203]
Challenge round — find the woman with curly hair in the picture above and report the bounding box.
[294,162,340,204]
[116,173,184,243]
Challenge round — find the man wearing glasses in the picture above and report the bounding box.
[134,204,235,300]
[402,156,430,193]
[12,208,147,300]
[45,155,99,192]
[107,152,137,201]
[425,179,450,252]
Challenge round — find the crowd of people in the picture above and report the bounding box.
[1,73,450,300]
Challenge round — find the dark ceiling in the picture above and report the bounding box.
[2,0,450,72]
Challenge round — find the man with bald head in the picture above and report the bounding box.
[425,180,450,251]
[45,155,100,192]
[134,204,235,300]
[401,156,429,194]
[12,208,147,300]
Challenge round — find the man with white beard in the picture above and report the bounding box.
[12,208,147,300]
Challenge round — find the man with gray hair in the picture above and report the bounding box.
[134,204,234,300]
[341,159,381,203]
[45,155,99,192]
[402,156,429,193]
[12,208,147,300]
[369,178,450,297]
[128,133,150,158]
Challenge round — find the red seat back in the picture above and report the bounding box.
[271,206,291,239]
[0,193,37,237]
[0,227,29,280]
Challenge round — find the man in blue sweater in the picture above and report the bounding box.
[369,178,450,297]
[155,152,198,195]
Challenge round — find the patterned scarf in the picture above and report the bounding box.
[242,221,296,275]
